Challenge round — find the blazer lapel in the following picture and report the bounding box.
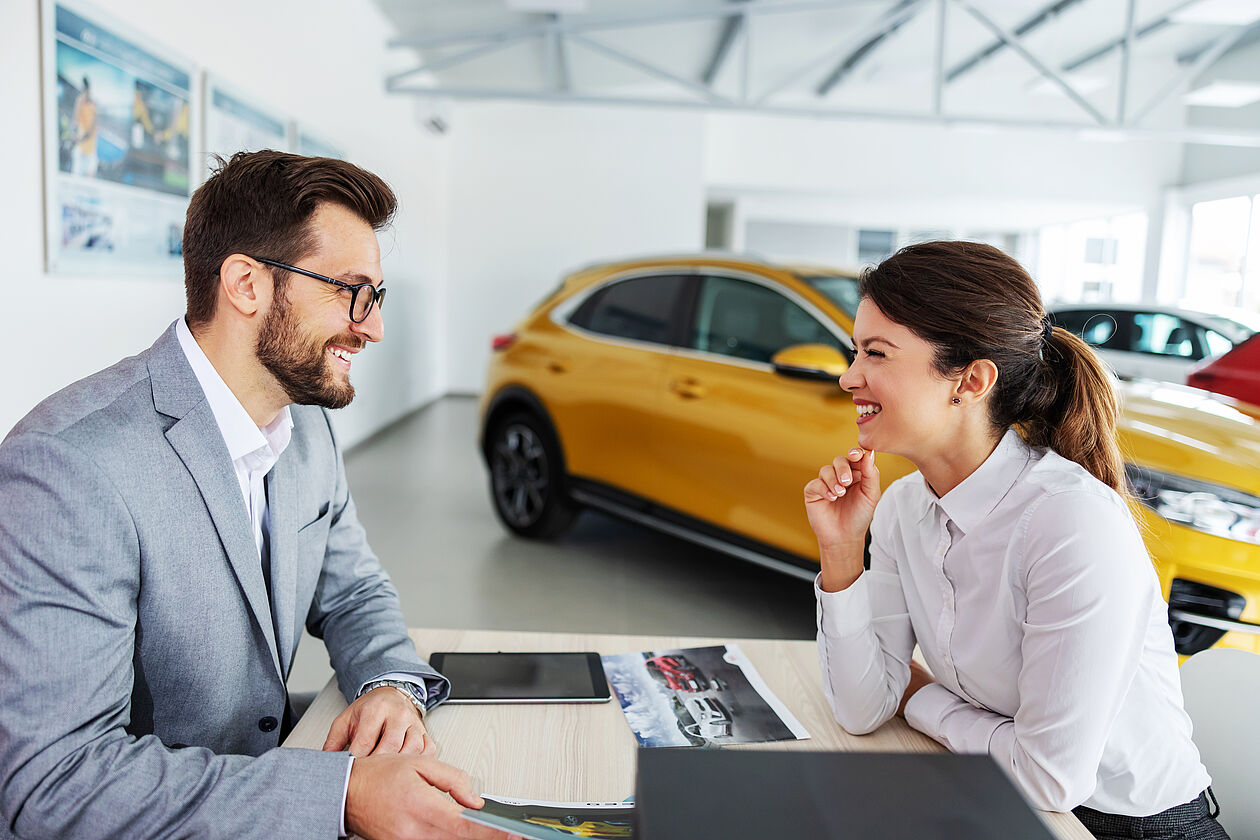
[264,453,300,678]
[148,323,284,682]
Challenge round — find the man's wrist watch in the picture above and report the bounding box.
[359,679,427,719]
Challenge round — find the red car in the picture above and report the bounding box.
[645,655,708,692]
[1187,333,1260,408]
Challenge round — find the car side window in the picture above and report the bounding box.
[1132,312,1205,359]
[568,274,686,346]
[690,275,841,364]
[1053,310,1121,348]
[1204,329,1233,357]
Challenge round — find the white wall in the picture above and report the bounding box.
[0,0,449,445]
[445,102,707,393]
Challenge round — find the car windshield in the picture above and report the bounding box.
[799,274,860,318]
[1198,313,1257,344]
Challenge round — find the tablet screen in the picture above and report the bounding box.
[430,651,611,703]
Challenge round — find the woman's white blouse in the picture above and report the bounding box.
[815,429,1210,815]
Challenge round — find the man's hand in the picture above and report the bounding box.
[346,754,520,840]
[897,660,936,717]
[323,686,435,757]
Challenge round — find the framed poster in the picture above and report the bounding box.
[295,128,344,161]
[203,75,289,179]
[42,0,196,275]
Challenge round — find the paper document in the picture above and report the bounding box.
[600,643,810,748]
[461,795,633,840]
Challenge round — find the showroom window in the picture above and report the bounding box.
[568,274,687,346]
[1036,213,1147,303]
[1184,195,1257,314]
[857,229,896,265]
[690,276,841,364]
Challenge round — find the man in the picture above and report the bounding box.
[0,151,511,840]
[71,75,98,177]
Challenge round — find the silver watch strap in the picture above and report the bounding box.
[360,679,427,719]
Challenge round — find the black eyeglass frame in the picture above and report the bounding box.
[252,256,386,324]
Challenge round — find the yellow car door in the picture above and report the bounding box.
[652,272,877,560]
[545,272,688,501]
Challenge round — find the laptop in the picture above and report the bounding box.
[635,749,1058,839]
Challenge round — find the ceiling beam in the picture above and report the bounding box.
[1059,0,1204,74]
[754,0,926,104]
[946,0,1086,84]
[383,81,1260,147]
[815,0,923,96]
[567,32,734,105]
[551,15,571,92]
[1176,25,1260,64]
[701,0,750,87]
[952,0,1109,125]
[1116,0,1137,123]
[931,0,945,114]
[1061,19,1169,73]
[389,0,888,50]
[1129,18,1260,126]
[386,35,530,89]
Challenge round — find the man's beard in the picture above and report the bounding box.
[255,287,362,409]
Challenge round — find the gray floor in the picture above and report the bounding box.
[288,395,817,693]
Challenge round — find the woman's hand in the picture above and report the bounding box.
[804,448,881,591]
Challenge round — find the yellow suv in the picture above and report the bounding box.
[479,255,1260,657]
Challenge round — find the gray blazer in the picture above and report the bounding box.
[0,323,447,839]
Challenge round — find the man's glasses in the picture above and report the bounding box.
[252,257,386,324]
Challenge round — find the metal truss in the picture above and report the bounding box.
[384,0,1260,148]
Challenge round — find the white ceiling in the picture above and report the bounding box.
[372,0,1260,140]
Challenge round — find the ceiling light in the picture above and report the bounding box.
[1171,0,1260,25]
[1183,81,1260,107]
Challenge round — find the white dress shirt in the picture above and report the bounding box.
[176,318,292,557]
[816,429,1211,815]
[177,318,423,835]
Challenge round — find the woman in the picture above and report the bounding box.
[806,241,1228,839]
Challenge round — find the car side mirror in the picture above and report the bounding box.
[770,344,849,382]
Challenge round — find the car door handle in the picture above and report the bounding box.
[669,378,706,399]
[547,360,567,374]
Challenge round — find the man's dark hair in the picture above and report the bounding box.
[182,150,396,330]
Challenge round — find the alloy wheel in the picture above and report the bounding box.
[491,423,550,528]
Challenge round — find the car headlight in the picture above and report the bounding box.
[1126,465,1260,546]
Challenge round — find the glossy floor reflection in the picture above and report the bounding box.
[288,396,817,693]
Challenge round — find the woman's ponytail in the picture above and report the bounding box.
[1021,326,1128,497]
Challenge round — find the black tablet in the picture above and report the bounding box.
[429,651,611,704]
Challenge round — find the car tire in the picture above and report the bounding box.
[487,411,578,539]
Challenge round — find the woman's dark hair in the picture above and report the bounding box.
[182,150,396,331]
[859,240,1128,497]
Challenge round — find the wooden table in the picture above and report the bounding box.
[285,628,1092,840]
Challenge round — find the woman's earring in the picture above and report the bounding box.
[951,397,961,405]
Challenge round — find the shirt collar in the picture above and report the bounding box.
[175,317,293,465]
[932,428,1032,536]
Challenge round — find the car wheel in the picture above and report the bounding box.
[488,411,577,539]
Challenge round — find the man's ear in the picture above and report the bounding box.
[954,359,999,405]
[219,254,270,318]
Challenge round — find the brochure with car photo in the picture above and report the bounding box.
[600,644,810,748]
[460,795,633,840]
